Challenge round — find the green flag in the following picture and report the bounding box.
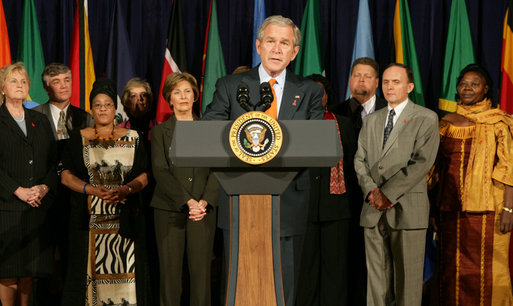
[393,0,424,106]
[439,0,475,113]
[200,0,226,115]
[17,0,47,104]
[294,0,323,76]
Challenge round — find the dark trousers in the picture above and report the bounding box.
[154,208,216,306]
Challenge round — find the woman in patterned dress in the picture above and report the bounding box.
[430,64,513,305]
[60,78,151,305]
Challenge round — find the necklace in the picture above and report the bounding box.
[94,124,115,141]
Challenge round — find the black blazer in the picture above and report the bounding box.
[150,114,219,212]
[0,104,57,211]
[329,96,388,135]
[33,102,92,140]
[202,66,324,236]
[308,114,360,221]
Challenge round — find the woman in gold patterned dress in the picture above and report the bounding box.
[60,78,151,305]
[431,64,513,305]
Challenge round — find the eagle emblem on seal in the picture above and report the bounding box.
[243,123,269,153]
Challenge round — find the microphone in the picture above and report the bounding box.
[236,82,251,112]
[256,82,273,111]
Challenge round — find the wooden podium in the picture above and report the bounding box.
[170,120,342,306]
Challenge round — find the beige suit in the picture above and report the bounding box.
[354,100,439,306]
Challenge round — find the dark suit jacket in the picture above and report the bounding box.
[329,96,387,135]
[308,114,359,222]
[33,102,92,140]
[150,114,219,212]
[0,104,57,211]
[202,67,324,236]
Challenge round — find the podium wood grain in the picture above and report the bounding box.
[233,195,279,305]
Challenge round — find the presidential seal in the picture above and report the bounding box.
[229,111,283,165]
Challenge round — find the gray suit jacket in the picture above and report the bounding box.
[202,67,324,236]
[354,100,439,230]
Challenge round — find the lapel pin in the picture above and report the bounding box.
[293,100,297,106]
[403,119,407,123]
[295,95,300,98]
[32,122,35,127]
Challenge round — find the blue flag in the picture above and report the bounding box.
[345,0,375,99]
[252,0,266,68]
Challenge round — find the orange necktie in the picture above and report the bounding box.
[265,79,277,119]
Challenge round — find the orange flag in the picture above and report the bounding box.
[0,0,11,67]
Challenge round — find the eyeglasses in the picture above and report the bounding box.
[129,93,149,100]
[92,102,115,109]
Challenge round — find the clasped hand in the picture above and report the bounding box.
[90,185,130,204]
[187,199,208,221]
[368,187,394,210]
[15,185,49,207]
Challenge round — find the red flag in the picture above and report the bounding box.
[155,0,188,123]
[69,0,95,112]
[0,0,11,67]
[500,0,513,114]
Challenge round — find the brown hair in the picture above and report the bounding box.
[161,72,199,105]
[384,62,414,83]
[351,57,379,77]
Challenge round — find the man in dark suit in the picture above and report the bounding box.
[34,63,92,141]
[354,63,439,306]
[331,57,388,305]
[32,63,91,305]
[330,57,387,135]
[202,15,324,306]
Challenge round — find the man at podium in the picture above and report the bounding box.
[202,15,323,306]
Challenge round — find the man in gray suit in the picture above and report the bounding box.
[202,15,324,306]
[354,63,439,306]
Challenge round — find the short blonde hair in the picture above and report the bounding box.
[121,77,153,109]
[257,15,301,47]
[161,72,199,105]
[0,62,31,103]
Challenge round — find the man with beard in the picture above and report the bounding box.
[330,57,387,136]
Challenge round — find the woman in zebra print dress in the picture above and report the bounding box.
[60,78,152,305]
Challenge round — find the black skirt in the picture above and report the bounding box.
[0,207,54,278]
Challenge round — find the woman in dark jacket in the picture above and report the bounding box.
[0,62,57,306]
[151,72,219,306]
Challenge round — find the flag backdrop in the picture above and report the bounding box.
[106,0,135,123]
[69,0,95,113]
[294,0,323,77]
[393,0,424,106]
[438,0,475,113]
[345,0,374,99]
[500,0,513,114]
[252,0,266,68]
[17,0,47,104]
[0,0,11,67]
[155,0,188,123]
[200,0,226,115]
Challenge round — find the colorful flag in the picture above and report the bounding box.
[252,0,266,68]
[155,0,188,123]
[393,0,424,106]
[294,0,323,77]
[0,0,11,67]
[17,0,47,104]
[439,0,475,113]
[200,0,226,115]
[106,0,135,123]
[500,0,513,114]
[345,0,374,99]
[69,0,96,113]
